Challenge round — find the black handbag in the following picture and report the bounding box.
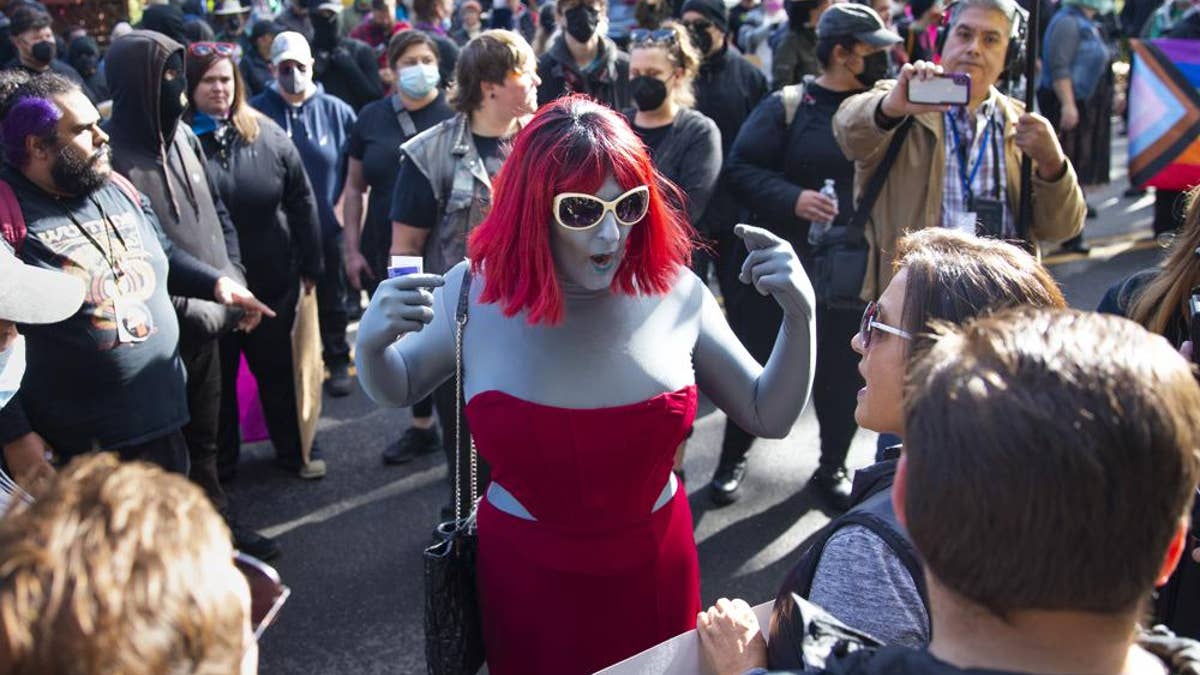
[423,269,486,675]
[809,117,914,310]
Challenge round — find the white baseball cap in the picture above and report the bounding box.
[0,245,85,325]
[270,31,314,66]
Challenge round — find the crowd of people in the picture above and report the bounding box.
[0,0,1195,672]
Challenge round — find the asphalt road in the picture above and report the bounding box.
[230,135,1164,674]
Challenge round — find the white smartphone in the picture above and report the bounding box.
[907,73,972,106]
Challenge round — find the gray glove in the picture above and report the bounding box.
[735,223,816,321]
[355,273,446,355]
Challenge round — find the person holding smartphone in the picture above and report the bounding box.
[832,0,1085,305]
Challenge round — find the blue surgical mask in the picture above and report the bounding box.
[397,63,440,98]
[0,335,26,411]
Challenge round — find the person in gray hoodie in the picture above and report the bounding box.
[103,30,283,560]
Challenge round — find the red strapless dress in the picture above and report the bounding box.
[466,385,701,675]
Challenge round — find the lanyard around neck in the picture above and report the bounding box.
[947,109,997,204]
[57,195,128,282]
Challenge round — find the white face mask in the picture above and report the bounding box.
[0,335,26,411]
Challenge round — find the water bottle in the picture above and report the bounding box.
[807,179,837,246]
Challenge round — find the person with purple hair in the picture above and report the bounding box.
[0,74,274,501]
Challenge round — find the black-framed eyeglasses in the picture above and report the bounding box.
[188,41,242,59]
[234,552,291,640]
[630,28,677,47]
[683,17,712,31]
[859,300,912,350]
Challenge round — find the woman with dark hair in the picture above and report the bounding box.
[343,30,454,466]
[702,228,1066,665]
[356,95,816,674]
[723,4,899,509]
[184,44,325,492]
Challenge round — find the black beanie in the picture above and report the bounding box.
[681,0,729,33]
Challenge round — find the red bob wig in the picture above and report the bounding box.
[468,95,695,325]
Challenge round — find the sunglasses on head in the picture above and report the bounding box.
[630,28,677,47]
[234,552,291,640]
[859,300,913,350]
[552,185,650,230]
[188,42,241,59]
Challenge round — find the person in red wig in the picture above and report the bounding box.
[355,94,816,674]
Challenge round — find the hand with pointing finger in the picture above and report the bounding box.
[735,223,815,321]
[356,273,446,354]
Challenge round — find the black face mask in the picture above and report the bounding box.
[160,53,188,131]
[225,17,245,35]
[630,75,668,111]
[30,40,54,64]
[564,4,600,43]
[686,22,713,56]
[312,12,339,50]
[74,54,98,77]
[855,51,889,89]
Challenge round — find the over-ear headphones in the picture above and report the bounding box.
[934,0,1030,75]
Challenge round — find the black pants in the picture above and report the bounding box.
[811,303,862,472]
[217,283,306,472]
[433,379,490,515]
[178,337,229,513]
[116,428,190,475]
[318,232,351,368]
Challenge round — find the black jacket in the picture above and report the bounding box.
[536,35,630,110]
[726,83,860,254]
[3,58,87,98]
[193,115,323,307]
[104,30,244,342]
[312,37,384,112]
[621,106,722,226]
[692,46,768,234]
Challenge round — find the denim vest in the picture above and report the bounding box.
[402,113,504,274]
[1039,5,1111,102]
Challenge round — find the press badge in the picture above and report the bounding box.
[113,295,149,344]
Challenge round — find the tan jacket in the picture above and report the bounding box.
[833,81,1086,301]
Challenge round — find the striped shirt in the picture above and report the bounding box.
[940,94,1013,237]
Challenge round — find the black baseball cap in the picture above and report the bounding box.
[816,4,902,46]
[250,18,284,41]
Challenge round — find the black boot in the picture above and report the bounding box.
[809,465,853,512]
[708,457,748,506]
[230,518,281,561]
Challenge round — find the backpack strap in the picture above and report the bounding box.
[0,179,26,255]
[846,116,914,244]
[769,483,928,669]
[107,171,143,209]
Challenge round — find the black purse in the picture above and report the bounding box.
[809,117,913,310]
[423,269,486,675]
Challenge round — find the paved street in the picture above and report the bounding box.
[229,135,1165,674]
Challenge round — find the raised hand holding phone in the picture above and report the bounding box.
[880,60,953,120]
